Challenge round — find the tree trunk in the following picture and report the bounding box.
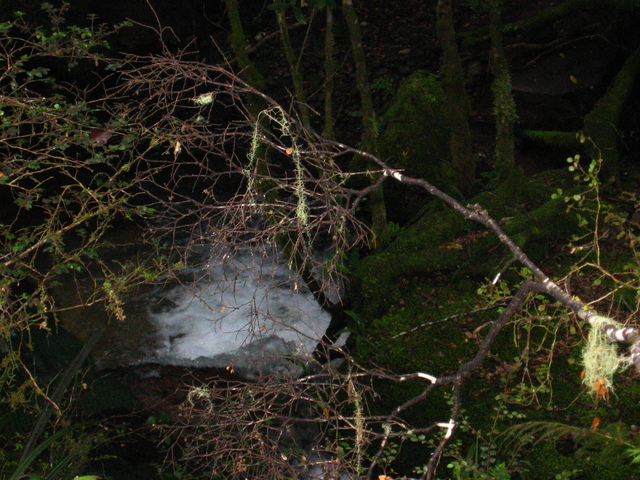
[323,6,336,140]
[275,6,311,129]
[583,43,640,183]
[342,0,387,242]
[223,0,265,117]
[436,0,476,193]
[489,0,518,184]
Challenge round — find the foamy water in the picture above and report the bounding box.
[144,249,331,377]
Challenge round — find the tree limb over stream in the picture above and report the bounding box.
[123,52,639,477]
[304,137,637,479]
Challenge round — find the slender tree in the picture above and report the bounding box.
[435,0,476,192]
[223,0,266,116]
[273,1,312,128]
[323,3,336,140]
[341,0,387,241]
[488,0,519,183]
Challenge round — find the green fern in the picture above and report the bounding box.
[500,420,640,475]
[502,420,633,449]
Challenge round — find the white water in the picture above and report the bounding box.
[144,249,332,378]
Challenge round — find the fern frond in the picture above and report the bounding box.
[499,420,635,454]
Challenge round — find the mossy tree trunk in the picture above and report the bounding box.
[223,0,266,117]
[583,43,640,183]
[518,129,582,149]
[223,0,277,202]
[342,0,387,242]
[435,0,476,193]
[488,0,519,185]
[323,5,336,140]
[523,43,640,182]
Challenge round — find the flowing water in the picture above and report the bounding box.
[51,228,332,377]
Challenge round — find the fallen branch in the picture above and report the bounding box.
[329,139,640,372]
[318,138,639,480]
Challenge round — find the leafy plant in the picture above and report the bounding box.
[0,5,156,478]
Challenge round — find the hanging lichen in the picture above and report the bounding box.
[582,316,631,396]
[247,106,309,227]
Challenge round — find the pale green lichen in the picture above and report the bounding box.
[193,92,216,105]
[582,315,632,395]
[248,106,309,226]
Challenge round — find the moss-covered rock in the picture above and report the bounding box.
[377,71,451,182]
[351,170,579,319]
[375,71,455,224]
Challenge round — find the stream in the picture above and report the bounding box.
[51,231,334,379]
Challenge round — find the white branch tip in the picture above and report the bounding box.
[416,372,437,383]
[383,169,403,181]
[437,420,456,439]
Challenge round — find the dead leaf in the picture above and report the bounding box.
[594,377,607,397]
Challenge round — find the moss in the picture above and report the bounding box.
[352,171,581,318]
[349,173,640,479]
[376,71,451,186]
[519,129,583,149]
[528,442,582,479]
[355,277,486,434]
[356,279,480,371]
[346,169,637,474]
[352,269,639,478]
